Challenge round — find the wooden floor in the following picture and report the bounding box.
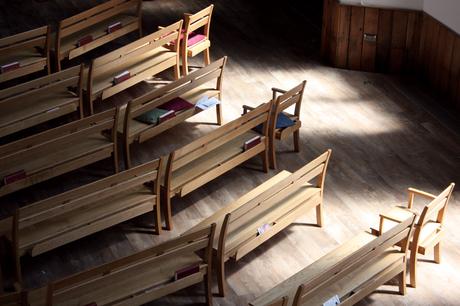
[1,0,460,305]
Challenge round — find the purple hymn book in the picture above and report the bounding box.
[1,61,20,73]
[159,97,194,113]
[158,110,176,123]
[113,70,131,85]
[243,136,261,151]
[107,21,122,33]
[3,170,26,185]
[77,35,93,47]
[174,264,200,281]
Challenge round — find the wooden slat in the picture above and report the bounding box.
[347,6,365,70]
[376,10,392,72]
[389,11,408,73]
[334,5,350,68]
[361,8,379,71]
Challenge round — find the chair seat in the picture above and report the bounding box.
[0,89,79,138]
[187,39,211,57]
[0,49,45,68]
[19,185,155,255]
[51,252,203,306]
[415,221,442,254]
[275,118,301,140]
[57,14,138,59]
[170,130,260,193]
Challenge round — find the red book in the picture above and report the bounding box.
[159,97,194,113]
[77,35,93,47]
[174,264,199,281]
[243,136,261,151]
[3,170,26,185]
[107,21,122,34]
[158,110,176,123]
[113,70,130,85]
[187,33,206,47]
[1,61,20,74]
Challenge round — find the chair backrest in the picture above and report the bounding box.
[0,212,21,292]
[46,223,216,305]
[124,56,227,134]
[183,5,214,44]
[292,214,416,305]
[270,81,306,130]
[0,290,28,306]
[415,183,455,228]
[165,100,272,182]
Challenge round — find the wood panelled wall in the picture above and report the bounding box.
[321,0,460,111]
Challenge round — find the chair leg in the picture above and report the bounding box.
[161,190,173,230]
[204,48,211,65]
[434,242,441,264]
[181,54,189,76]
[204,272,213,306]
[216,104,222,125]
[261,150,269,173]
[316,203,323,227]
[123,141,131,170]
[398,267,407,295]
[217,256,226,297]
[293,130,300,152]
[269,139,276,170]
[113,149,119,173]
[154,205,162,235]
[173,61,180,80]
[409,250,418,288]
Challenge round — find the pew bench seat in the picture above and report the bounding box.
[118,85,220,141]
[169,130,261,197]
[57,14,139,61]
[18,184,155,256]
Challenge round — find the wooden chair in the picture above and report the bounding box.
[243,81,306,169]
[186,150,331,296]
[179,5,214,76]
[85,21,182,114]
[162,101,273,230]
[13,158,162,257]
[250,212,417,306]
[0,290,28,306]
[375,183,455,288]
[121,56,227,169]
[0,65,83,139]
[29,224,216,306]
[0,108,120,197]
[54,0,143,71]
[0,26,50,84]
[0,213,21,294]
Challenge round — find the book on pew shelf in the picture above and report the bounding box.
[113,70,131,85]
[323,295,340,306]
[107,21,122,33]
[174,264,200,281]
[3,170,26,185]
[195,96,220,110]
[1,61,20,74]
[243,136,261,151]
[158,110,176,123]
[160,97,194,113]
[257,223,270,236]
[135,108,170,125]
[77,35,93,47]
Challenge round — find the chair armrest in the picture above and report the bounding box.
[408,187,437,200]
[271,87,287,99]
[378,206,416,235]
[158,26,165,30]
[242,105,255,114]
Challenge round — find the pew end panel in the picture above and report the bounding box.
[0,212,21,293]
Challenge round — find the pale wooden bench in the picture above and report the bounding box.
[9,158,162,258]
[162,102,273,230]
[27,224,216,306]
[85,21,182,114]
[186,150,332,296]
[372,183,455,288]
[249,213,417,306]
[0,26,50,84]
[0,65,83,139]
[0,108,119,197]
[54,0,142,71]
[121,56,227,168]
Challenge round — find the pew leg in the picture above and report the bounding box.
[217,256,226,297]
[269,139,277,170]
[216,104,222,125]
[261,150,269,173]
[173,61,180,80]
[434,242,441,264]
[398,266,407,295]
[316,203,323,227]
[204,48,211,66]
[293,130,300,152]
[154,205,162,235]
[161,190,173,230]
[113,148,119,173]
[181,54,189,76]
[409,250,418,288]
[204,272,213,306]
[124,141,132,169]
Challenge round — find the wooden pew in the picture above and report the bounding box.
[0,65,83,139]
[0,213,21,294]
[121,56,227,168]
[162,102,273,230]
[27,224,216,306]
[0,108,119,197]
[0,26,50,84]
[86,21,182,114]
[0,291,28,306]
[11,158,162,258]
[249,213,417,306]
[54,0,143,71]
[373,183,455,288]
[186,150,332,296]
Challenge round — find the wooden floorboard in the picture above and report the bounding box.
[0,0,459,305]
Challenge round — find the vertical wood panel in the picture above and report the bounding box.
[347,6,365,70]
[449,37,460,110]
[389,11,408,73]
[376,10,392,72]
[361,8,379,72]
[437,29,454,97]
[320,0,331,59]
[427,19,441,86]
[335,5,351,68]
[405,12,421,72]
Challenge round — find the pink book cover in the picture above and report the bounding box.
[187,33,206,47]
[107,21,122,34]
[113,70,131,85]
[3,170,26,185]
[243,136,261,151]
[159,97,194,112]
[1,61,20,74]
[158,110,176,123]
[174,264,200,281]
[77,35,93,47]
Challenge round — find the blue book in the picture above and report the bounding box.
[253,113,295,134]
